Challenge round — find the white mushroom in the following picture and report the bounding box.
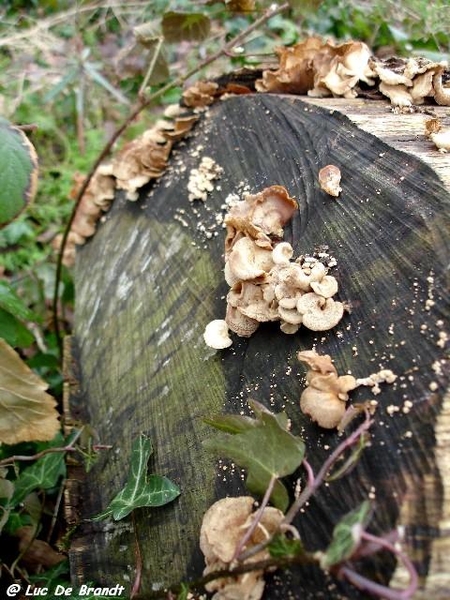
[272,241,294,265]
[226,237,274,282]
[297,293,344,331]
[203,319,233,350]
[310,275,339,298]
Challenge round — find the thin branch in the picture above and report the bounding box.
[0,428,84,467]
[131,511,143,599]
[52,1,290,355]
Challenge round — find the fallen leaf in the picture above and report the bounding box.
[0,338,60,444]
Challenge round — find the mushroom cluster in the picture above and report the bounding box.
[369,56,449,107]
[200,496,283,600]
[52,166,115,266]
[298,350,357,429]
[222,185,345,339]
[255,36,450,107]
[256,37,375,99]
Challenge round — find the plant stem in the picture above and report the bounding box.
[283,412,374,525]
[238,412,374,562]
[52,1,290,355]
[0,428,84,467]
[233,473,277,562]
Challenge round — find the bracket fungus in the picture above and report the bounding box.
[200,496,283,600]
[298,350,357,429]
[204,185,347,348]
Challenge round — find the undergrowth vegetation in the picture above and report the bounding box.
[0,1,449,598]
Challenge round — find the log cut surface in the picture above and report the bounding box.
[68,94,450,599]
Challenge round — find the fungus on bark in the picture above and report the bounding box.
[200,496,283,600]
[298,350,357,429]
[203,319,233,350]
[318,165,342,197]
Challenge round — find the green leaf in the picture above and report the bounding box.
[0,118,38,228]
[0,309,34,347]
[321,500,372,569]
[162,12,211,43]
[268,533,303,558]
[9,450,65,507]
[205,407,305,511]
[326,432,370,482]
[93,433,180,521]
[0,280,37,321]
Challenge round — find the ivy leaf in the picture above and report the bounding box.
[162,12,211,43]
[205,406,305,512]
[0,118,38,228]
[0,338,60,444]
[268,533,303,558]
[93,433,180,521]
[320,500,372,569]
[9,450,65,508]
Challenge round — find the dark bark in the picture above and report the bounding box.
[68,94,450,599]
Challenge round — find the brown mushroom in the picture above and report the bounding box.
[200,496,284,600]
[318,165,342,197]
[298,349,357,428]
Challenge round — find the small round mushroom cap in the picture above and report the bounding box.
[310,275,339,298]
[203,319,233,350]
[298,294,344,331]
[272,242,294,265]
[300,387,346,429]
[278,306,303,325]
[318,165,342,197]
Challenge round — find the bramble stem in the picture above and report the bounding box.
[52,1,289,355]
[233,473,277,562]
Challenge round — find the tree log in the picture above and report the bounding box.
[66,94,450,599]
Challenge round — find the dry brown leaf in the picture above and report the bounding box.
[0,338,60,444]
[15,526,65,570]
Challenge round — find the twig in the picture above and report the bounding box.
[52,1,290,355]
[0,428,84,467]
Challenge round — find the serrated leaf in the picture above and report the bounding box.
[93,433,180,521]
[268,533,303,558]
[0,338,60,444]
[321,500,372,569]
[9,450,65,507]
[0,118,38,228]
[162,12,211,43]
[205,409,305,511]
[0,280,37,321]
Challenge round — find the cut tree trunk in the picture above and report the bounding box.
[66,94,450,599]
